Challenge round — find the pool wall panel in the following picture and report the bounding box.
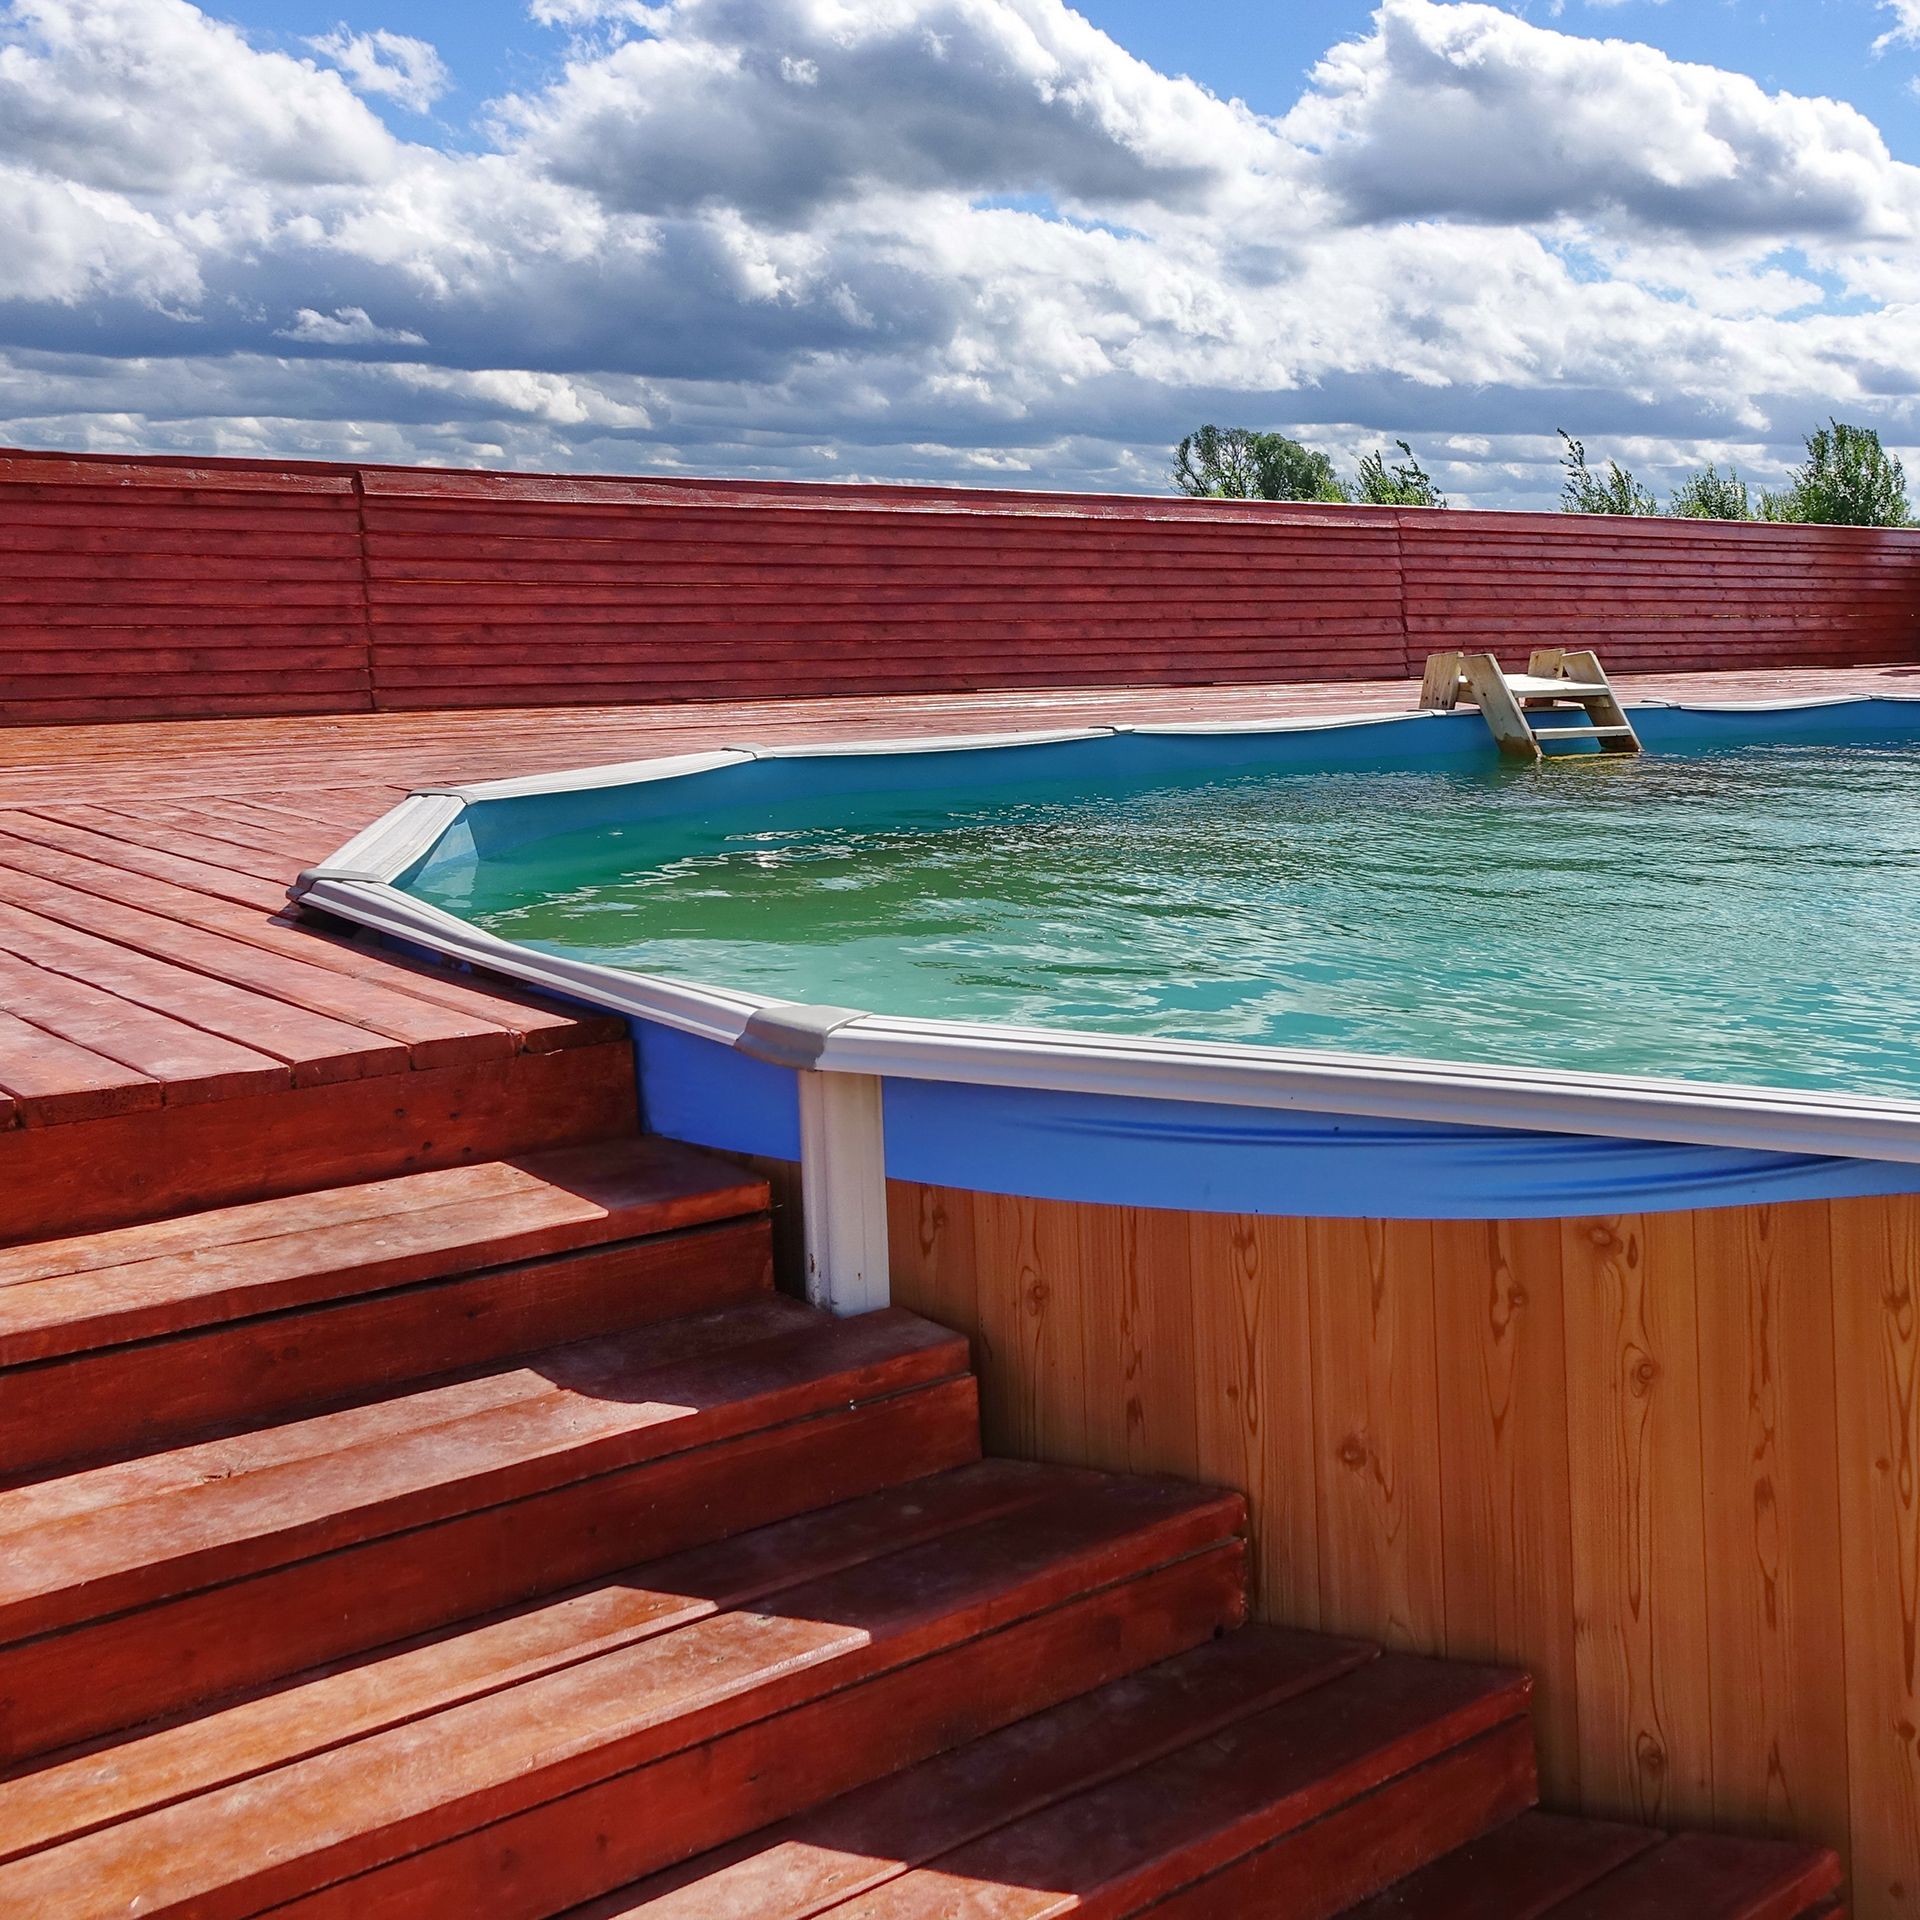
[881,1178,1907,1917]
[8,448,1920,726]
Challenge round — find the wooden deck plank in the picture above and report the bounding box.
[0,867,515,1068]
[0,1006,159,1125]
[0,948,284,1106]
[0,896,409,1087]
[0,1462,1049,1866]
[0,828,603,1049]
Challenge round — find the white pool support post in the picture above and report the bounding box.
[796,1069,890,1315]
[738,1005,891,1315]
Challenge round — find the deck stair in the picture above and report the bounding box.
[0,1135,1842,1918]
[1421,647,1643,761]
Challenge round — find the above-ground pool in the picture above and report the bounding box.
[295,696,1920,1224]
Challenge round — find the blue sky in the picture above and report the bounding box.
[4,0,1920,504]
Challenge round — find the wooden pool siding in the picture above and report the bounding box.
[5,449,1919,727]
[885,1180,1920,1918]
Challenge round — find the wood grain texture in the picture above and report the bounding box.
[1560,1210,1714,1831]
[1431,1218,1581,1801]
[886,1185,1903,1917]
[5,449,1916,727]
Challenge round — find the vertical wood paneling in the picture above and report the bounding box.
[1833,1194,1920,1917]
[1694,1202,1850,1867]
[885,1179,980,1359]
[1186,1214,1320,1625]
[887,1182,1920,1917]
[970,1191,1089,1463]
[1431,1218,1581,1801]
[1308,1217,1446,1651]
[1561,1211,1714,1829]
[1076,1204,1200,1480]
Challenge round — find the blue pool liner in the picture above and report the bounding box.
[634,1020,1920,1221]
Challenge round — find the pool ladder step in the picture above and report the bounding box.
[1420,647,1643,762]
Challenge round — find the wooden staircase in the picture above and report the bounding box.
[0,1136,1842,1917]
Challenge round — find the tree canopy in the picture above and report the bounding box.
[1171,425,1445,506]
[1762,420,1910,527]
[1171,426,1348,502]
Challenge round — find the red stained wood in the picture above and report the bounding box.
[259,1543,1248,1920]
[0,1374,981,1760]
[0,1460,1044,1865]
[1334,1811,1660,1917]
[0,1476,1244,1918]
[0,1301,967,1646]
[1544,1833,1844,1920]
[575,1627,1378,1920]
[797,1654,1531,1920]
[0,1006,158,1125]
[0,1219,774,1478]
[0,873,512,1070]
[0,1135,762,1295]
[0,947,287,1105]
[4,450,1915,729]
[1122,1720,1538,1920]
[0,895,409,1086]
[0,1040,639,1247]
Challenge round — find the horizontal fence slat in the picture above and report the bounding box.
[3,449,1918,725]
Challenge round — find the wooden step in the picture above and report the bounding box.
[563,1627,1381,1918]
[0,1467,1248,1920]
[590,1644,1530,1920]
[0,1138,772,1476]
[0,1301,980,1760]
[1338,1813,1844,1919]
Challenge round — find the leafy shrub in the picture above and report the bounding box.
[1352,439,1447,508]
[1668,465,1753,520]
[1557,429,1656,515]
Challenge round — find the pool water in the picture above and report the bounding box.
[420,742,1920,1099]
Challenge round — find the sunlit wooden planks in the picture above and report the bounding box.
[886,1184,1916,1918]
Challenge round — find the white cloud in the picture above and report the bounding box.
[1878,0,1920,52]
[308,26,450,113]
[278,305,427,345]
[498,0,1275,223]
[1287,0,1920,241]
[0,0,396,192]
[0,0,1916,508]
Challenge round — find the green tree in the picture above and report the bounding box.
[1668,464,1753,521]
[1172,425,1347,502]
[1351,439,1447,508]
[1558,429,1657,516]
[1761,419,1911,527]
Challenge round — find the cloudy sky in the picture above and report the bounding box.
[5,0,1920,505]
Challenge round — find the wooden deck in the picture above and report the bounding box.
[0,662,1911,1241]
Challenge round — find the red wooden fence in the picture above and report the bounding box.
[4,449,1917,726]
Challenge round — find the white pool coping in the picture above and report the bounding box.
[290,694,1920,1168]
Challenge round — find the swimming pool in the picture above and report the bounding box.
[293,695,1920,1288]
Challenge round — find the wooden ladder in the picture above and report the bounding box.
[1420,647,1642,762]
